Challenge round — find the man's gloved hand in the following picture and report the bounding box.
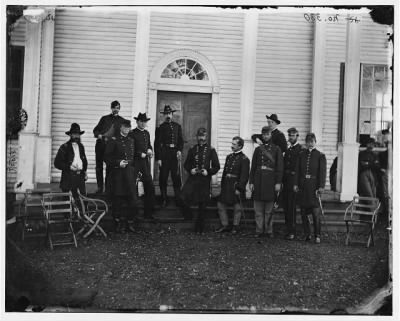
[201,169,208,176]
[293,185,299,193]
[191,168,197,175]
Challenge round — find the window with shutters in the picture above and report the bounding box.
[161,58,209,81]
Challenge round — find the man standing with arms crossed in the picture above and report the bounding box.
[154,105,184,207]
[93,100,126,194]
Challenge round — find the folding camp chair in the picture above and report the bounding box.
[75,191,108,238]
[344,196,381,248]
[42,192,78,250]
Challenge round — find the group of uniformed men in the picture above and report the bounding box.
[55,101,327,242]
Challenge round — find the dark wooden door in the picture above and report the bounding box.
[155,91,211,185]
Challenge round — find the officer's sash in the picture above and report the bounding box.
[260,145,275,166]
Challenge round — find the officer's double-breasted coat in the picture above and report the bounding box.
[219,151,250,205]
[181,143,220,204]
[104,133,136,197]
[294,148,326,208]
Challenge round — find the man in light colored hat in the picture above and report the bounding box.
[181,127,220,233]
[249,126,283,238]
[105,119,137,233]
[129,112,155,219]
[154,105,184,207]
[93,100,126,194]
[54,123,88,200]
[282,127,303,240]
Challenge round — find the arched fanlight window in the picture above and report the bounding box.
[161,58,209,80]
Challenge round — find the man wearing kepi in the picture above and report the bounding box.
[282,127,303,240]
[129,113,155,219]
[54,123,88,200]
[181,128,220,233]
[249,126,283,238]
[104,119,137,233]
[215,136,250,234]
[154,105,184,207]
[93,100,126,194]
[293,133,326,244]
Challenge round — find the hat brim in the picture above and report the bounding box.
[134,117,151,121]
[160,110,176,114]
[266,115,281,124]
[66,130,85,135]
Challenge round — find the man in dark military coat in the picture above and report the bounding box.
[358,137,380,198]
[54,123,88,200]
[104,119,137,233]
[154,105,184,207]
[294,133,326,244]
[251,114,287,154]
[249,126,283,237]
[129,113,155,219]
[215,136,250,234]
[282,127,303,240]
[181,128,220,233]
[93,100,126,194]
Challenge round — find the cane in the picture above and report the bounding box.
[177,156,183,187]
[316,190,327,234]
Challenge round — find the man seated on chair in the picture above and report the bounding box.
[293,133,326,244]
[215,136,249,234]
[104,119,137,233]
[54,123,88,200]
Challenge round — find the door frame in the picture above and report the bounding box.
[148,49,220,181]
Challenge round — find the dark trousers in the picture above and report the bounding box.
[112,195,137,222]
[61,172,86,203]
[159,148,181,194]
[134,158,155,217]
[192,202,206,233]
[301,207,321,237]
[95,139,110,190]
[283,184,297,235]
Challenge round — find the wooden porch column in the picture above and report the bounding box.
[310,14,326,140]
[35,8,55,183]
[16,19,42,191]
[239,10,258,161]
[132,9,150,120]
[337,16,361,201]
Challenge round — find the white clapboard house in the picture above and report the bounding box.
[6,6,392,201]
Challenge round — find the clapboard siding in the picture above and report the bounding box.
[322,13,391,186]
[10,17,26,46]
[148,11,244,181]
[360,14,392,64]
[51,9,137,183]
[254,13,313,143]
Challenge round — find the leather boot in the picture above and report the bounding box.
[174,188,183,207]
[300,209,311,240]
[161,188,168,208]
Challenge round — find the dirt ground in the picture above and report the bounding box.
[5,226,389,314]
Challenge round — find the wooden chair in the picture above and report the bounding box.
[344,196,381,248]
[42,192,78,250]
[75,191,108,239]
